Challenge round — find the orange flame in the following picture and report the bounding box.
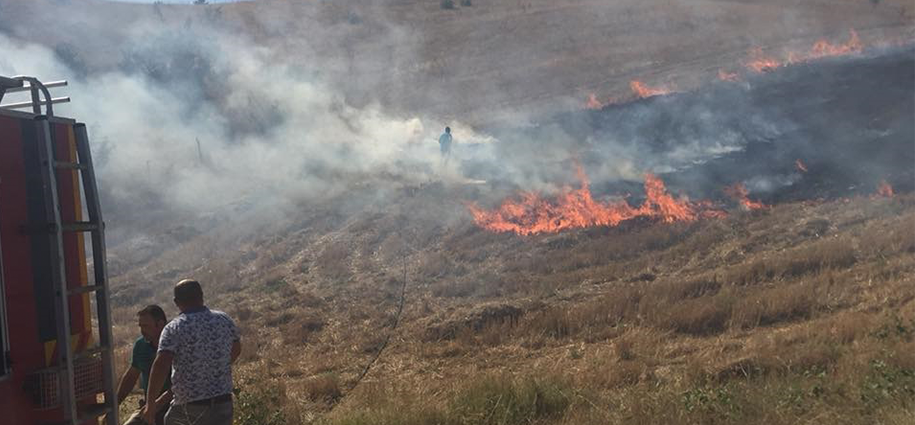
[696,200,729,219]
[808,30,862,59]
[874,180,894,198]
[630,80,672,98]
[638,174,697,222]
[718,69,740,82]
[745,47,783,73]
[746,30,864,73]
[575,30,876,108]
[586,93,604,110]
[723,183,767,210]
[466,170,721,235]
[795,159,808,173]
[586,93,620,109]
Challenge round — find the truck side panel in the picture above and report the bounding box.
[0,112,44,425]
[0,112,96,424]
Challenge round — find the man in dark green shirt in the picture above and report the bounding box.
[114,305,172,425]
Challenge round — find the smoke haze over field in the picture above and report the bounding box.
[0,24,462,234]
[0,11,744,224]
[1,0,912,249]
[3,4,914,424]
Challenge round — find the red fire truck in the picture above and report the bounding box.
[0,75,117,425]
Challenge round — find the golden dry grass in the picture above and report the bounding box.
[106,190,915,424]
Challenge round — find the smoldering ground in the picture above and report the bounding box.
[1,2,912,253]
[469,46,914,206]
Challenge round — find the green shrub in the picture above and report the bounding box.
[449,375,571,425]
[681,385,740,418]
[861,359,915,410]
[324,375,570,425]
[234,382,288,425]
[327,409,449,425]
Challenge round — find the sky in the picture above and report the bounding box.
[104,0,250,3]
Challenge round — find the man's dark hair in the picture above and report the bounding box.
[445,126,451,133]
[174,279,204,305]
[137,305,167,324]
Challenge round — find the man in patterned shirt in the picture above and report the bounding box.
[145,279,242,425]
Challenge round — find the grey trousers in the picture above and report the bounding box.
[123,399,167,425]
[163,400,233,425]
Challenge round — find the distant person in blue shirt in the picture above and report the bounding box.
[114,305,172,425]
[438,126,453,165]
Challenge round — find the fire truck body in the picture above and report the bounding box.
[0,76,117,425]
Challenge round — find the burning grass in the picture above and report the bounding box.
[466,170,723,235]
[630,80,673,98]
[586,29,886,112]
[107,183,915,425]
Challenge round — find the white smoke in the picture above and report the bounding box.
[0,27,471,223]
[5,2,896,246]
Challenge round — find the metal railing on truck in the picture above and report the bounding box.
[0,75,117,425]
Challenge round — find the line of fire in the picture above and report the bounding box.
[0,2,912,425]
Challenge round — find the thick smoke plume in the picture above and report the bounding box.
[2,3,911,248]
[0,15,741,234]
[1,22,478,244]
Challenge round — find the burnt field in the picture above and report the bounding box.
[103,48,915,425]
[469,47,914,207]
[3,0,913,423]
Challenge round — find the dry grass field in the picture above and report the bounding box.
[106,184,915,424]
[3,0,912,423]
[2,0,913,125]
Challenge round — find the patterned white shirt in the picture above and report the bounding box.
[158,307,239,404]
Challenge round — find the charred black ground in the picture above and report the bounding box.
[470,47,914,205]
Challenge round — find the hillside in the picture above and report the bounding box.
[99,48,915,424]
[1,0,913,125]
[2,0,913,424]
[105,180,915,424]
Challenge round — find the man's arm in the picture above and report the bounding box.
[230,339,242,364]
[115,367,140,405]
[144,351,173,424]
[153,389,173,413]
